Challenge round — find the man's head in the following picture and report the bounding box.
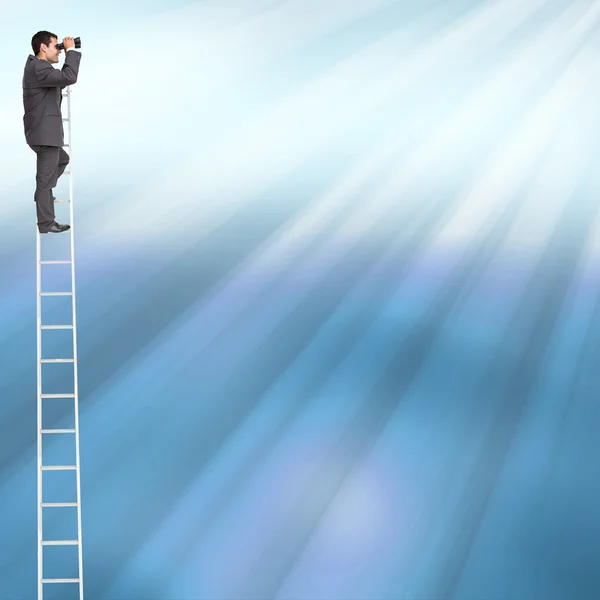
[32,31,61,63]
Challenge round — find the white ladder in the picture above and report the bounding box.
[36,85,84,600]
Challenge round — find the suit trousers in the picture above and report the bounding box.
[28,144,70,231]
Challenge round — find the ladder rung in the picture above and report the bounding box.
[41,502,78,507]
[41,465,77,471]
[42,578,80,584]
[39,261,72,265]
[40,394,75,398]
[41,359,75,363]
[41,540,79,546]
[41,429,77,434]
[40,292,73,296]
[41,325,73,330]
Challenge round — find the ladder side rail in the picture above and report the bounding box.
[36,216,43,600]
[66,85,85,600]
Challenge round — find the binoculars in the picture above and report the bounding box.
[57,37,81,51]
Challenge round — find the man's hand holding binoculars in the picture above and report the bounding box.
[56,36,80,51]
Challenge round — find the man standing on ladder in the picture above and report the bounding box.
[22,31,82,234]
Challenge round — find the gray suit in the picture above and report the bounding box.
[22,49,82,230]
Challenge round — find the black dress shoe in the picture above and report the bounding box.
[39,222,70,234]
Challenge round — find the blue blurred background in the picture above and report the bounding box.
[2,0,600,598]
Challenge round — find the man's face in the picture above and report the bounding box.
[43,37,61,63]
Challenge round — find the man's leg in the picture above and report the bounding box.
[57,147,70,181]
[30,145,61,232]
[48,148,71,203]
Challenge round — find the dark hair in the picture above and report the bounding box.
[31,31,57,55]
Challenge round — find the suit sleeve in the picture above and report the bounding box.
[34,51,81,88]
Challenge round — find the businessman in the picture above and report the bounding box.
[22,31,82,233]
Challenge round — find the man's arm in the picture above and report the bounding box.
[34,50,81,88]
[61,48,79,88]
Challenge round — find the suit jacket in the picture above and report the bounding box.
[22,49,82,147]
